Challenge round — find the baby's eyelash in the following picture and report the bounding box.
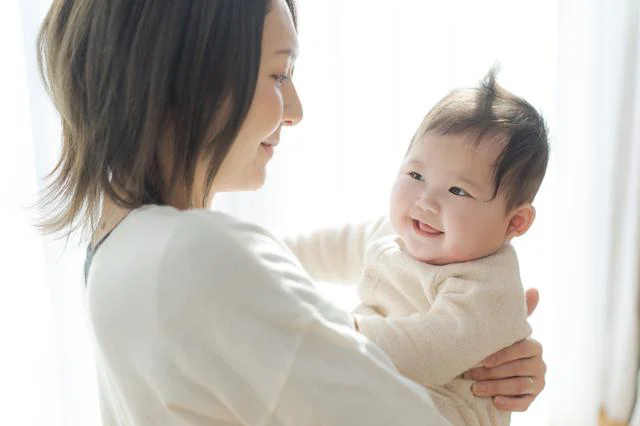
[408,171,424,181]
[449,186,471,198]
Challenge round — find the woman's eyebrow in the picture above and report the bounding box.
[274,47,298,59]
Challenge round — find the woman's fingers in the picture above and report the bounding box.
[481,338,543,368]
[525,288,540,316]
[465,358,543,381]
[470,376,542,398]
[492,395,537,412]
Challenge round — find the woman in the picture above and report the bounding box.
[37,0,545,424]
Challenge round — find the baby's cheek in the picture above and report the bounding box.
[445,243,468,264]
[389,189,410,230]
[445,228,477,262]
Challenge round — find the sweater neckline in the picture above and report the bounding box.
[84,206,146,285]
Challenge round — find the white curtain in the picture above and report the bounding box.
[0,1,63,425]
[581,0,640,423]
[3,0,638,425]
[1,0,102,425]
[548,0,640,425]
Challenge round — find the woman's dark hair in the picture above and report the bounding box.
[37,0,297,237]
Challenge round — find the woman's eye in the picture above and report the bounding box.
[408,171,424,181]
[273,74,289,87]
[449,186,469,197]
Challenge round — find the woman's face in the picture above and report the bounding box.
[212,0,303,195]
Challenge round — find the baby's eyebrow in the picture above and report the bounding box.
[405,159,424,168]
[456,175,485,193]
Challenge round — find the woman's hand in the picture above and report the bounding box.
[463,288,546,412]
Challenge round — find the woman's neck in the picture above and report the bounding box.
[91,184,216,247]
[92,197,131,248]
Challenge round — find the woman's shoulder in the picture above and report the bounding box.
[125,204,278,253]
[129,204,318,304]
[131,204,260,232]
[92,205,291,299]
[92,204,343,335]
[132,205,352,337]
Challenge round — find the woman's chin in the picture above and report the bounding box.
[241,170,267,191]
[213,171,266,193]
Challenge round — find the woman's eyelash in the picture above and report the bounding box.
[273,74,289,86]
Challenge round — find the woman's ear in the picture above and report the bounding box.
[506,204,536,239]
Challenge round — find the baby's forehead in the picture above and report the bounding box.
[406,132,508,191]
[409,131,506,166]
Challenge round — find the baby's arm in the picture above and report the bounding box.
[354,275,531,387]
[283,217,390,284]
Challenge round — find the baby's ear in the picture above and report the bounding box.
[506,204,536,239]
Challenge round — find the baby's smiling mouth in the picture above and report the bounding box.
[412,219,443,236]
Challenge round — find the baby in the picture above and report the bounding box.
[284,68,549,426]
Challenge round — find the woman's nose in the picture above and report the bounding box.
[282,81,303,126]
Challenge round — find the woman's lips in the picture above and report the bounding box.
[261,142,275,157]
[412,219,443,237]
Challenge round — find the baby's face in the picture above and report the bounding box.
[390,132,513,265]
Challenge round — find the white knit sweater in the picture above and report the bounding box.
[84,206,450,426]
[285,217,532,426]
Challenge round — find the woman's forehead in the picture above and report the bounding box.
[263,0,298,58]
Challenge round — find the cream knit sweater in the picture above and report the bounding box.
[285,217,531,426]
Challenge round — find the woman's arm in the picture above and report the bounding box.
[464,289,546,412]
[154,212,450,426]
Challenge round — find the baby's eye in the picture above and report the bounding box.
[449,187,469,197]
[408,171,424,181]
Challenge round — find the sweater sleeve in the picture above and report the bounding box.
[149,212,450,426]
[282,217,390,284]
[354,266,532,387]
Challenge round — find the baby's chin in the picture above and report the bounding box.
[418,254,461,265]
[401,242,452,265]
[402,240,483,265]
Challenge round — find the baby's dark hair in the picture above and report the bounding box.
[412,66,549,212]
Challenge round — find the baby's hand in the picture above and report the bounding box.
[463,288,546,412]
